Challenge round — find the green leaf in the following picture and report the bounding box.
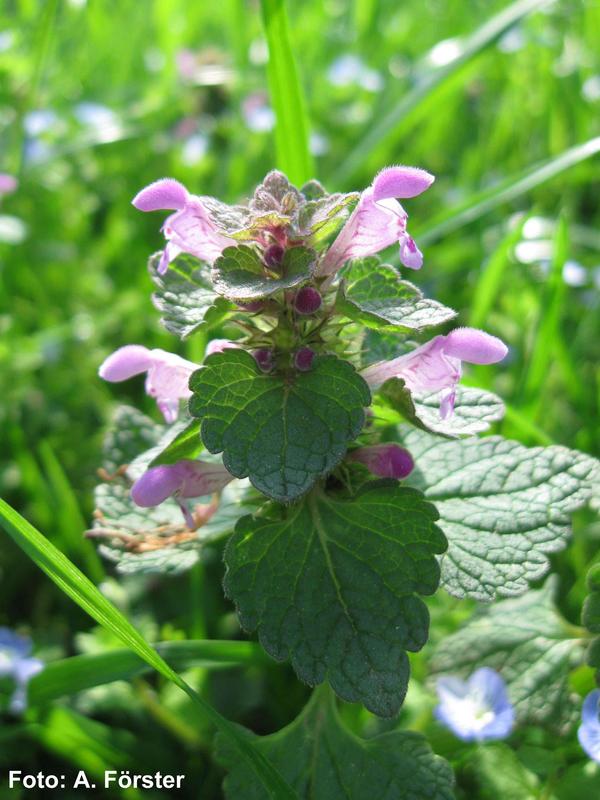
[294,192,358,247]
[401,428,600,600]
[337,259,457,332]
[331,0,548,186]
[0,499,296,799]
[93,407,248,575]
[431,580,586,734]
[149,252,232,339]
[224,482,446,716]
[190,350,370,502]
[212,244,315,301]
[259,0,313,185]
[379,379,505,438]
[216,687,455,800]
[29,640,269,705]
[583,564,600,681]
[149,418,203,467]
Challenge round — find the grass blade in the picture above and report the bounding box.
[331,0,549,186]
[417,137,600,245]
[260,0,313,184]
[0,498,297,800]
[29,640,269,705]
[469,215,528,329]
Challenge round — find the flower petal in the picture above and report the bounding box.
[399,234,423,269]
[372,165,435,200]
[132,178,189,211]
[350,444,414,479]
[131,460,233,507]
[579,690,600,762]
[444,327,508,364]
[131,464,185,506]
[98,345,153,382]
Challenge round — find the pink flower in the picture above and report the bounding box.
[98,344,197,423]
[349,444,414,479]
[0,174,17,196]
[205,339,240,357]
[317,165,434,277]
[361,327,508,419]
[132,178,236,275]
[131,459,234,528]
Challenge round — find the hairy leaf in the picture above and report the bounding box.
[224,482,446,716]
[217,689,454,799]
[431,580,585,734]
[337,259,457,331]
[401,428,599,600]
[379,379,505,438]
[149,253,232,339]
[583,564,600,681]
[94,406,244,575]
[190,350,370,502]
[294,192,358,246]
[212,244,315,300]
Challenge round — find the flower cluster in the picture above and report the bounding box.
[98,165,507,526]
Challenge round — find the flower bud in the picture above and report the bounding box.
[294,287,322,315]
[253,348,275,373]
[349,444,414,479]
[264,244,285,269]
[294,347,315,372]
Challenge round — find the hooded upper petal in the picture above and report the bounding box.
[443,327,508,364]
[131,460,234,507]
[99,346,198,423]
[372,165,435,200]
[98,345,154,382]
[132,178,189,211]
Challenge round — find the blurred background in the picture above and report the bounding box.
[0,0,599,797]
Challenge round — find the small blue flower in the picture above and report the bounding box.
[0,627,44,714]
[435,667,515,742]
[578,689,600,762]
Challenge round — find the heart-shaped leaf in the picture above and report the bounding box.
[216,687,454,799]
[336,259,457,332]
[189,350,370,501]
[224,481,446,715]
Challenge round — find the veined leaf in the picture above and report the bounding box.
[379,379,505,438]
[149,418,203,467]
[431,580,586,735]
[336,258,457,332]
[190,350,370,502]
[401,428,599,600]
[216,686,454,799]
[224,482,446,716]
[212,244,315,301]
[583,564,600,682]
[149,252,232,339]
[0,499,296,799]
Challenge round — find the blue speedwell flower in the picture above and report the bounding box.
[578,689,600,762]
[0,627,43,714]
[435,667,515,742]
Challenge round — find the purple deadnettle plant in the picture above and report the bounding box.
[89,166,599,794]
